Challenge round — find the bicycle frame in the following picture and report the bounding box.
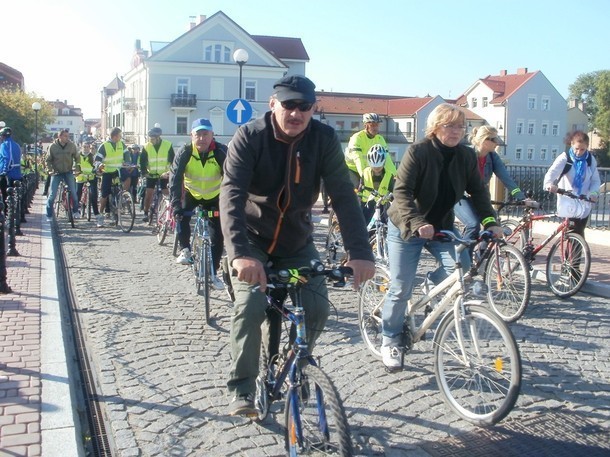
[506,208,570,261]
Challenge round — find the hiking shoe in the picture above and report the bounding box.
[96,214,104,227]
[212,275,225,291]
[228,393,257,417]
[176,248,193,265]
[381,345,402,371]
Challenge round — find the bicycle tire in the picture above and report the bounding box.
[484,243,531,323]
[325,216,345,266]
[86,194,92,222]
[358,265,390,360]
[66,191,75,228]
[200,244,211,324]
[368,225,388,265]
[191,226,202,289]
[284,364,353,456]
[433,304,521,426]
[156,198,169,245]
[117,191,135,233]
[546,232,591,298]
[254,340,272,422]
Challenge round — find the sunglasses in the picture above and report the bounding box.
[281,100,314,112]
[487,137,499,143]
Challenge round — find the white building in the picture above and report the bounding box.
[45,100,85,143]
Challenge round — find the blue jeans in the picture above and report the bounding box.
[381,220,470,343]
[46,173,78,217]
[453,197,480,241]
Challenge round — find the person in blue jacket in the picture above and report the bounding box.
[454,125,524,242]
[0,127,22,210]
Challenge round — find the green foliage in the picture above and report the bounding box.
[0,88,54,145]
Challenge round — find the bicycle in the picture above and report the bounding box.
[324,208,344,266]
[77,172,97,222]
[251,261,354,456]
[365,190,392,265]
[154,194,177,248]
[147,173,166,227]
[494,190,592,298]
[358,230,522,426]
[107,175,135,233]
[54,180,75,228]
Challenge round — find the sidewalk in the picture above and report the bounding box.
[0,191,81,456]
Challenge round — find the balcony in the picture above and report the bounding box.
[171,94,197,109]
[123,98,137,111]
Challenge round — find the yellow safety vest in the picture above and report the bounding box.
[361,167,394,202]
[346,131,396,177]
[144,139,171,175]
[102,141,124,173]
[76,155,96,183]
[184,149,222,200]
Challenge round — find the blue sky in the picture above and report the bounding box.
[5,0,609,119]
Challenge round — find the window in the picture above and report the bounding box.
[527,147,534,160]
[552,122,559,136]
[515,147,522,160]
[482,97,488,107]
[541,123,548,136]
[203,41,232,63]
[176,116,188,135]
[351,121,360,131]
[335,120,344,131]
[528,95,537,110]
[528,121,535,135]
[245,81,256,101]
[551,147,559,159]
[177,78,189,95]
[541,97,550,111]
[406,122,412,135]
[540,147,547,161]
[471,97,478,108]
[516,121,524,135]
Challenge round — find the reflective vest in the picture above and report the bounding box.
[76,155,96,183]
[184,149,222,200]
[21,156,32,174]
[144,139,171,175]
[346,131,396,177]
[361,167,394,202]
[102,141,124,173]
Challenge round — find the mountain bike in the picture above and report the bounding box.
[252,261,354,456]
[495,190,592,298]
[54,180,75,228]
[107,175,135,233]
[358,231,521,426]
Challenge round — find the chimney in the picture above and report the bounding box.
[135,39,141,50]
[499,69,507,76]
[188,15,196,30]
[517,67,528,75]
[198,15,206,24]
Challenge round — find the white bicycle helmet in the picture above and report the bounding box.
[362,113,382,124]
[367,144,387,167]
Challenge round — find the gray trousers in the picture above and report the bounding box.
[227,242,329,396]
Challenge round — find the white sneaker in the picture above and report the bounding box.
[96,214,104,227]
[73,212,81,220]
[176,248,193,265]
[381,345,402,370]
[211,275,225,290]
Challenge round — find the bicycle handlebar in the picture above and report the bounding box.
[490,199,540,209]
[251,260,353,291]
[556,188,595,203]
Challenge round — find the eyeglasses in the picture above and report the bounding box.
[487,137,499,143]
[281,100,314,112]
[440,124,466,131]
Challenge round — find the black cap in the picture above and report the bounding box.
[273,75,316,103]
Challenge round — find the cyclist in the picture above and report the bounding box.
[140,127,174,222]
[544,130,601,239]
[380,104,503,370]
[44,129,80,222]
[0,127,23,212]
[359,144,396,225]
[345,112,397,188]
[121,144,141,203]
[169,118,226,290]
[94,127,129,215]
[76,141,103,227]
[220,75,375,416]
[454,125,525,242]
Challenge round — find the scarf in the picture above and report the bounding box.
[568,147,588,194]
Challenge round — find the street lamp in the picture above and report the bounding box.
[32,102,42,189]
[233,48,249,99]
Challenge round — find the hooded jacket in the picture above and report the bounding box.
[220,111,374,263]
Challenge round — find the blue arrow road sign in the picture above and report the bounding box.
[227,98,253,125]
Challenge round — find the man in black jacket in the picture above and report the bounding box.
[220,75,375,416]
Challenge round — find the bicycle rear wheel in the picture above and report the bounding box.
[433,304,521,426]
[546,232,591,298]
[117,191,135,232]
[284,364,353,456]
[358,265,390,360]
[156,198,169,245]
[484,243,531,323]
[66,191,75,228]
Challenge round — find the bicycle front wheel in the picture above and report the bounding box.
[546,232,591,298]
[484,243,531,323]
[433,304,521,426]
[117,191,135,232]
[358,265,390,360]
[199,244,211,323]
[284,364,353,456]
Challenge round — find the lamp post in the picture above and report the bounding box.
[232,48,249,99]
[32,102,42,189]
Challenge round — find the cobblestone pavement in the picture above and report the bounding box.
[54,206,610,457]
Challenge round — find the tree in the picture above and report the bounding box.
[0,88,54,146]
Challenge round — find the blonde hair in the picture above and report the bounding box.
[425,104,466,138]
[469,125,498,151]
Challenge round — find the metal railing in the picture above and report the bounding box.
[170,94,197,108]
[499,165,610,230]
